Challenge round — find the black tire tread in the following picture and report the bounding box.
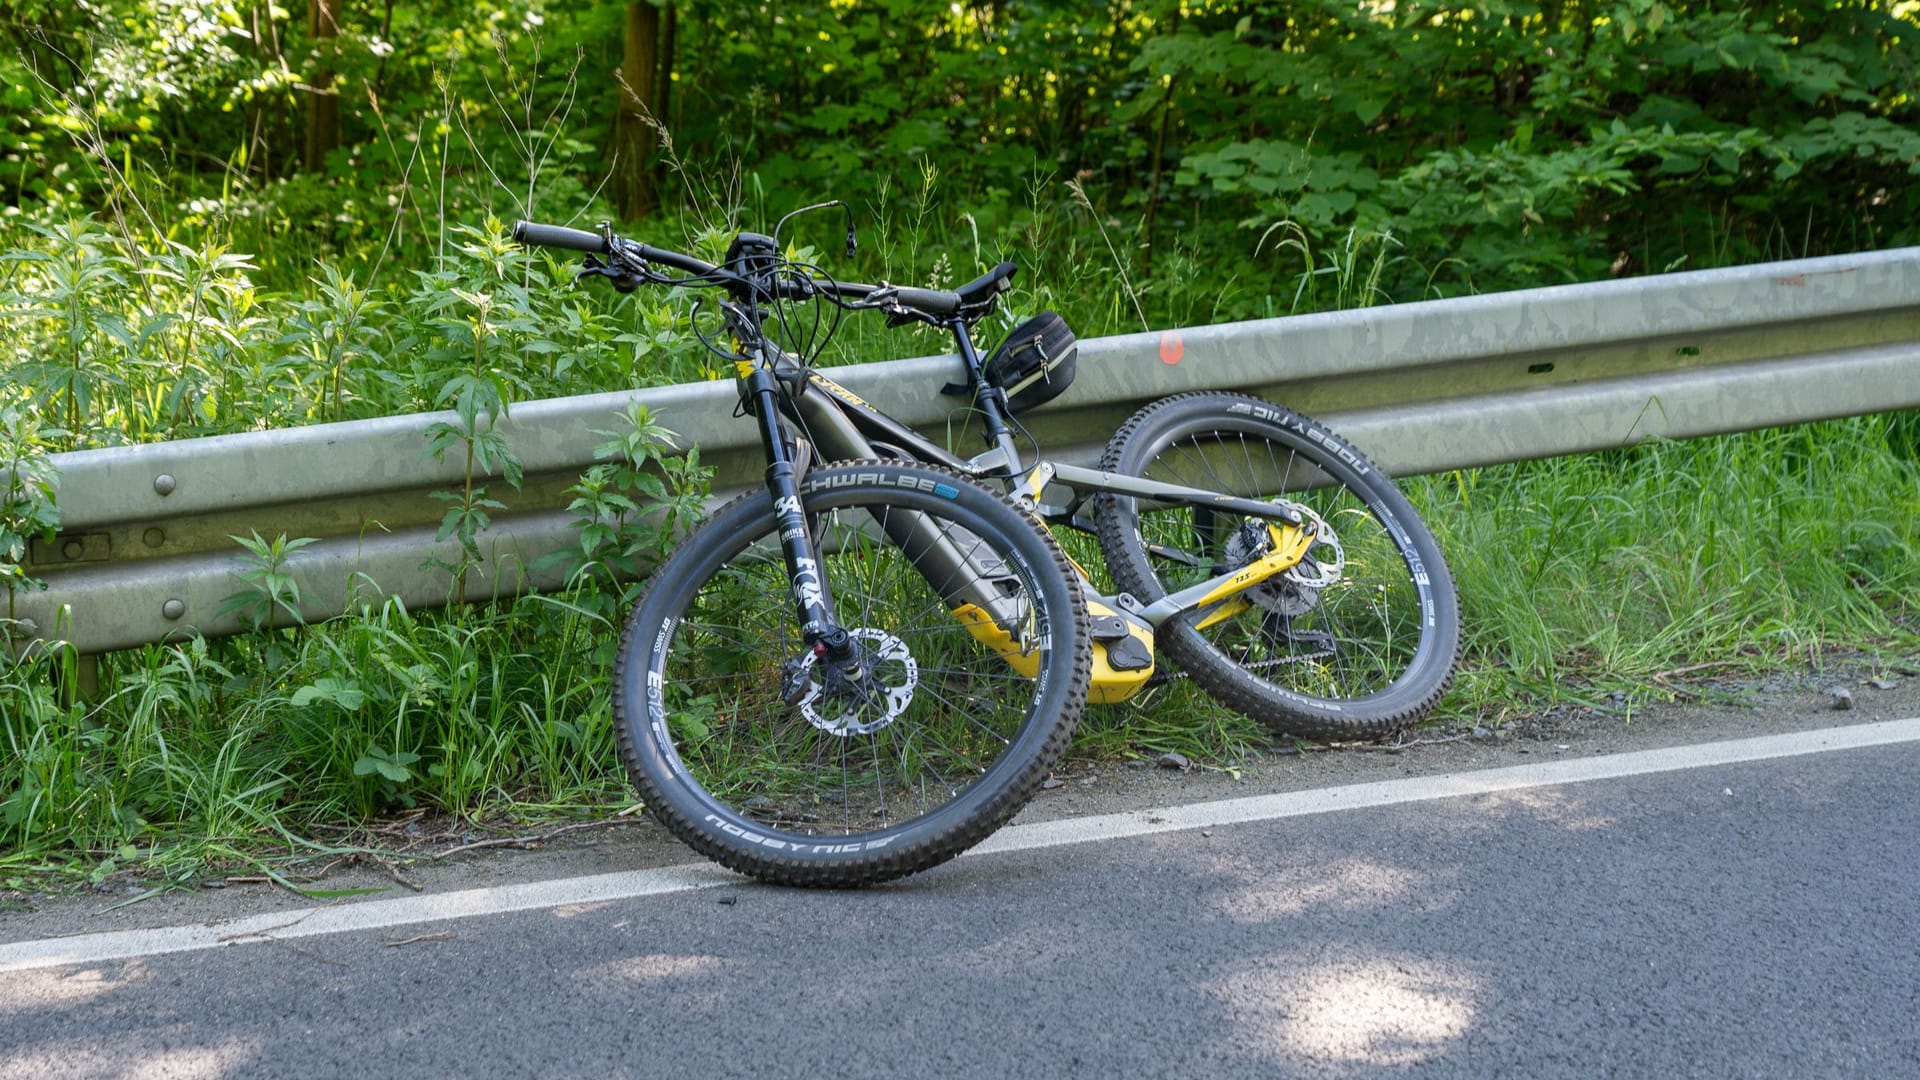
[1094,392,1459,741]
[612,461,1090,887]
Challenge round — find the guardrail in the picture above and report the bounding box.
[10,247,1920,660]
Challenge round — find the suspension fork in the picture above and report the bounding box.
[740,360,854,663]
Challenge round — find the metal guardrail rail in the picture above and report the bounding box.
[11,247,1920,657]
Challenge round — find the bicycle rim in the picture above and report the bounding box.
[1096,393,1458,738]
[614,463,1089,886]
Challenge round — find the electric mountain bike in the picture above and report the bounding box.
[514,208,1460,886]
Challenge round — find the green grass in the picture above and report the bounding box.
[4,168,1918,891]
[1415,415,1920,719]
[1,593,631,886]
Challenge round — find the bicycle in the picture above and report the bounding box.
[513,209,1460,886]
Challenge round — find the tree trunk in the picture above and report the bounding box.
[304,0,340,173]
[615,2,662,221]
[1140,5,1182,276]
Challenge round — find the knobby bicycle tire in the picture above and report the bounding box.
[1094,393,1460,740]
[612,462,1091,887]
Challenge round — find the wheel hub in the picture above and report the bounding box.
[1221,504,1344,617]
[791,628,919,736]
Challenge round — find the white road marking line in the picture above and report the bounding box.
[0,864,742,975]
[971,715,1920,855]
[4,717,1916,973]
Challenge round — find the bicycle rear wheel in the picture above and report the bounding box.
[613,462,1090,887]
[1095,393,1459,740]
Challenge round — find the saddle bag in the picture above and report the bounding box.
[953,311,1078,414]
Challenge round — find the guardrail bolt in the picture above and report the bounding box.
[143,528,166,549]
[162,599,186,620]
[153,474,177,496]
[62,539,86,560]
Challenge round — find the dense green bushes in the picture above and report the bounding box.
[7,2,1916,301]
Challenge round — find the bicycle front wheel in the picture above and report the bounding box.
[613,462,1090,887]
[1095,393,1459,740]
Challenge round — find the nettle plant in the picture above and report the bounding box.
[402,223,712,607]
[0,220,133,450]
[407,225,550,604]
[554,402,712,617]
[278,261,389,425]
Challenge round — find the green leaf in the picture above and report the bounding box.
[293,678,366,711]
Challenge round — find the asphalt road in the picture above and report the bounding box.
[4,720,1917,1079]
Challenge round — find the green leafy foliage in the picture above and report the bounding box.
[0,405,63,621]
[217,531,318,632]
[1,220,134,444]
[559,404,711,581]
[1,0,1916,887]
[4,0,1910,316]
[292,676,367,712]
[279,262,388,423]
[412,226,538,601]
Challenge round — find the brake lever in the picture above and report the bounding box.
[858,285,929,328]
[576,254,643,293]
[575,254,616,282]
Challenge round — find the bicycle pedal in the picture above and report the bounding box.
[1086,600,1156,691]
[1097,634,1154,673]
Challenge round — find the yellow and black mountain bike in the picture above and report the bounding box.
[515,211,1459,886]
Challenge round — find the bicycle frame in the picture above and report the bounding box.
[772,320,1322,702]
[526,219,1319,705]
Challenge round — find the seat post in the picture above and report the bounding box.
[946,317,1027,478]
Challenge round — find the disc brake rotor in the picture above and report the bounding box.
[791,628,919,736]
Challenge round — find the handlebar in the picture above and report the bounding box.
[512,219,724,279]
[511,219,1016,321]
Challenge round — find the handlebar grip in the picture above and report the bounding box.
[512,221,608,253]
